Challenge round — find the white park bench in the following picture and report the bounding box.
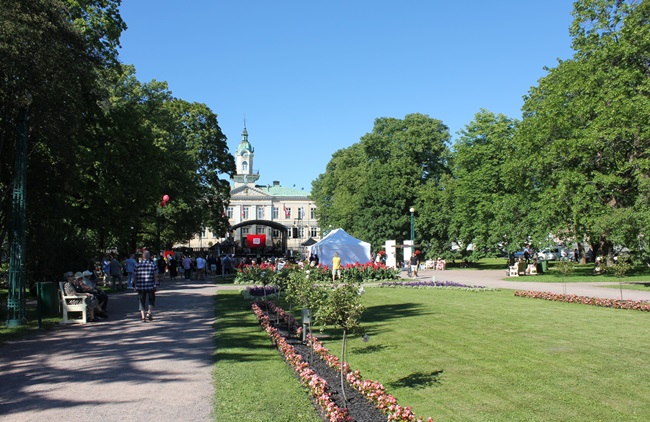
[59,282,87,324]
[508,261,527,277]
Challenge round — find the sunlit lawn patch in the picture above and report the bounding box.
[214,290,321,422]
[314,288,650,421]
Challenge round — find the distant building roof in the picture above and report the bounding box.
[257,184,309,197]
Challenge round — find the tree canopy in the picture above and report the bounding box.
[311,113,451,251]
[517,0,650,258]
[1,0,234,281]
[313,0,650,264]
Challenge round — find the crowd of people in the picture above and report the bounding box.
[61,250,324,323]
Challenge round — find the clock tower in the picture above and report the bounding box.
[233,127,260,187]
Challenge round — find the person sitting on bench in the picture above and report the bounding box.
[63,272,103,322]
[70,272,108,319]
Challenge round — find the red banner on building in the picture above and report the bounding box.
[247,234,266,248]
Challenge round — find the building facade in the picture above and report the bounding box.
[183,128,320,256]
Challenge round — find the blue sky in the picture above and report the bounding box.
[117,1,576,192]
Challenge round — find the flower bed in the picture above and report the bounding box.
[252,302,352,421]
[514,290,650,312]
[236,261,400,284]
[378,280,495,292]
[252,301,434,422]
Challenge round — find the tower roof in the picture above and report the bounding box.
[236,127,253,155]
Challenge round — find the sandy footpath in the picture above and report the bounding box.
[0,277,217,422]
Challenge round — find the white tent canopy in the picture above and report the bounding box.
[308,228,371,267]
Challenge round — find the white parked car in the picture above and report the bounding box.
[539,247,571,261]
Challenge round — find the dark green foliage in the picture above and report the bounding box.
[311,113,451,253]
[0,0,234,284]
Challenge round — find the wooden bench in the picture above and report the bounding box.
[59,282,88,324]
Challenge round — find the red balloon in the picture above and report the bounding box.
[163,194,170,202]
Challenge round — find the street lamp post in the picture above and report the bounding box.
[156,207,162,256]
[409,207,415,241]
[6,107,29,327]
[157,194,170,256]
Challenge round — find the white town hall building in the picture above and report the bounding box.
[183,127,320,256]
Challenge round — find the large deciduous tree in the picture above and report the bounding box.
[312,113,450,252]
[441,110,521,260]
[517,0,650,261]
[1,0,234,281]
[0,0,126,276]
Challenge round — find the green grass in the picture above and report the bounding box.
[1,286,61,343]
[312,287,650,421]
[214,290,321,422]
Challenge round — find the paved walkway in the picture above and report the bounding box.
[0,277,217,422]
[413,268,650,302]
[1,268,649,422]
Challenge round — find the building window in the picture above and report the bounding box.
[272,207,279,219]
[299,227,305,238]
[284,206,292,219]
[310,207,316,219]
[297,207,305,220]
[272,229,280,238]
[287,228,292,238]
[242,227,249,235]
[242,161,248,172]
[227,207,233,219]
[257,206,264,219]
[242,206,249,219]
[311,227,318,237]
[256,227,265,234]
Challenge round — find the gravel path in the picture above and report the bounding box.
[0,277,217,422]
[414,268,650,301]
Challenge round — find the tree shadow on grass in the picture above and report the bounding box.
[363,302,431,324]
[387,370,443,389]
[350,344,394,354]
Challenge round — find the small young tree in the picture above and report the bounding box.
[314,279,365,405]
[285,269,327,343]
[610,254,633,300]
[555,259,575,295]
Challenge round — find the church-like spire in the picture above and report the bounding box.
[233,125,259,187]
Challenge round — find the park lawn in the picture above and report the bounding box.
[0,289,61,344]
[314,287,650,421]
[214,290,321,422]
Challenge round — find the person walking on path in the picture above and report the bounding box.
[195,255,206,280]
[410,252,420,278]
[109,255,123,290]
[125,253,137,289]
[221,254,232,276]
[182,255,192,280]
[134,250,158,322]
[332,252,341,282]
